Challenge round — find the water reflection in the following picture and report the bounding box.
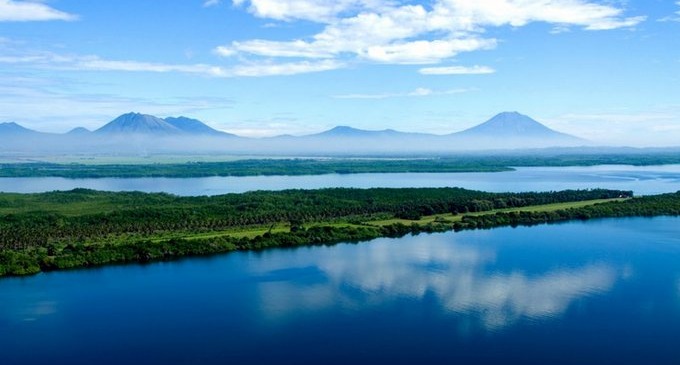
[252,235,619,330]
[10,300,57,322]
[442,265,616,329]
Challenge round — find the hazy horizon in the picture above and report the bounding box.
[0,110,580,137]
[1,1,679,146]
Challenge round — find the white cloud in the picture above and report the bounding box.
[333,87,469,99]
[218,40,335,59]
[229,59,344,76]
[410,87,433,96]
[438,0,645,31]
[213,45,238,57]
[203,0,221,7]
[362,38,496,64]
[0,50,344,77]
[419,64,496,75]
[0,0,77,22]
[658,1,680,22]
[232,0,385,22]
[77,57,228,76]
[217,0,645,74]
[0,52,227,76]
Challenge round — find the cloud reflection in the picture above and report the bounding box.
[252,235,619,330]
[1,300,59,322]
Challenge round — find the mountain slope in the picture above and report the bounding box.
[0,122,43,136]
[95,113,181,135]
[164,116,231,136]
[451,112,584,148]
[456,112,579,139]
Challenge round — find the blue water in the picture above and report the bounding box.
[2,217,679,364]
[1,164,680,195]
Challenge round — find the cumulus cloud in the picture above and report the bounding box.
[232,0,385,22]
[437,0,645,31]
[0,0,77,22]
[219,0,645,72]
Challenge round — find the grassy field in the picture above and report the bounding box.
[365,198,627,226]
[146,198,627,243]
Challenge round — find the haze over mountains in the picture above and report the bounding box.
[0,111,590,155]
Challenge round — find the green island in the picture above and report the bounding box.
[2,152,680,178]
[2,187,680,277]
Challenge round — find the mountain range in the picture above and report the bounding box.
[0,111,587,155]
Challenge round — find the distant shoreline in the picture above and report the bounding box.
[2,153,680,178]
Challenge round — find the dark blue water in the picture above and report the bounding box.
[2,217,679,364]
[1,165,680,195]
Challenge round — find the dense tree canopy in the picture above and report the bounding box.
[4,187,677,278]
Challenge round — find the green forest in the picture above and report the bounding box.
[2,187,680,277]
[2,152,680,178]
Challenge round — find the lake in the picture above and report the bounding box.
[1,217,679,365]
[1,164,680,196]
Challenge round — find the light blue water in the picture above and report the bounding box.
[1,217,679,365]
[1,165,680,195]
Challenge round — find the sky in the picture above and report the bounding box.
[0,0,679,146]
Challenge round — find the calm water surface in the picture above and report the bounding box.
[1,164,680,195]
[1,217,679,364]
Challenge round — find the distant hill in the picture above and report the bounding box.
[309,125,418,139]
[66,127,91,135]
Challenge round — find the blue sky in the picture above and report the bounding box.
[0,0,679,146]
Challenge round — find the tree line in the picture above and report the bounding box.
[0,187,645,276]
[2,153,680,178]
